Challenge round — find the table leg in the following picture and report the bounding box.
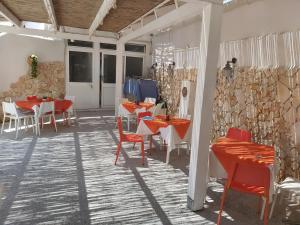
[166,145,171,164]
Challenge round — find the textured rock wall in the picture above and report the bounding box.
[156,67,299,180]
[212,67,300,180]
[0,62,65,118]
[155,68,197,114]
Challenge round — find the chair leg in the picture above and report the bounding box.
[141,141,145,165]
[114,142,122,165]
[41,117,44,128]
[15,119,19,139]
[127,117,130,131]
[263,197,269,225]
[149,135,153,150]
[269,187,280,219]
[52,114,57,132]
[1,115,5,134]
[31,117,35,134]
[9,118,12,130]
[261,197,266,220]
[217,185,229,225]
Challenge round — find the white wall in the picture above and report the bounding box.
[152,0,300,49]
[221,0,300,41]
[0,34,65,92]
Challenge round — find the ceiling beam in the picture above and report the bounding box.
[89,0,116,37]
[43,0,57,30]
[120,0,171,34]
[0,25,117,43]
[181,0,223,4]
[0,3,21,27]
[119,2,206,43]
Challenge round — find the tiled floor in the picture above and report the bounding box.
[0,110,296,225]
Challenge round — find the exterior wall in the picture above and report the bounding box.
[0,34,65,92]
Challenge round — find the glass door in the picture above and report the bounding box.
[67,49,99,109]
[101,53,116,108]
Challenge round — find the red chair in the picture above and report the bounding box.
[27,95,38,101]
[217,161,271,225]
[137,111,152,125]
[226,127,252,142]
[115,117,145,165]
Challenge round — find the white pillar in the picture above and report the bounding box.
[115,42,124,115]
[187,2,223,211]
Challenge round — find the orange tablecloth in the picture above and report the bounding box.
[211,137,275,193]
[143,116,191,139]
[122,101,154,113]
[16,99,72,112]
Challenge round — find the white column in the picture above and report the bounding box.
[187,3,223,211]
[115,42,124,115]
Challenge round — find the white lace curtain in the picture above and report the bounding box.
[168,30,300,69]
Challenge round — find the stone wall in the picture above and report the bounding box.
[212,67,300,180]
[0,62,65,119]
[155,67,300,180]
[155,68,197,114]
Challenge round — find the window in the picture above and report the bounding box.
[69,51,93,82]
[126,56,143,78]
[125,44,146,53]
[68,40,93,48]
[100,43,117,50]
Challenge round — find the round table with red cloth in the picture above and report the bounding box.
[16,99,72,113]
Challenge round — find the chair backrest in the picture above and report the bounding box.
[2,102,18,116]
[144,97,156,104]
[152,102,164,116]
[64,95,75,103]
[137,111,152,124]
[27,95,38,101]
[226,127,251,142]
[117,117,125,140]
[119,98,129,104]
[38,101,55,117]
[178,113,191,120]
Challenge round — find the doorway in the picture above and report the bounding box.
[100,52,116,108]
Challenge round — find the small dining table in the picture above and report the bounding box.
[211,137,276,200]
[136,115,192,164]
[16,99,72,113]
[119,101,154,115]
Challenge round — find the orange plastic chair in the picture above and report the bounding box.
[115,117,145,165]
[27,95,38,101]
[137,111,152,125]
[226,127,252,142]
[217,161,271,225]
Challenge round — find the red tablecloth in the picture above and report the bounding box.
[122,101,154,113]
[143,116,191,139]
[211,138,275,194]
[16,99,72,112]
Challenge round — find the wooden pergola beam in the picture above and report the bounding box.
[43,0,57,30]
[0,25,117,43]
[89,0,117,37]
[0,2,21,27]
[119,2,206,43]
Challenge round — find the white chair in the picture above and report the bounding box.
[64,95,77,122]
[269,177,300,218]
[150,102,164,116]
[33,101,57,136]
[1,102,35,138]
[144,97,156,104]
[117,98,136,131]
[176,114,192,155]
